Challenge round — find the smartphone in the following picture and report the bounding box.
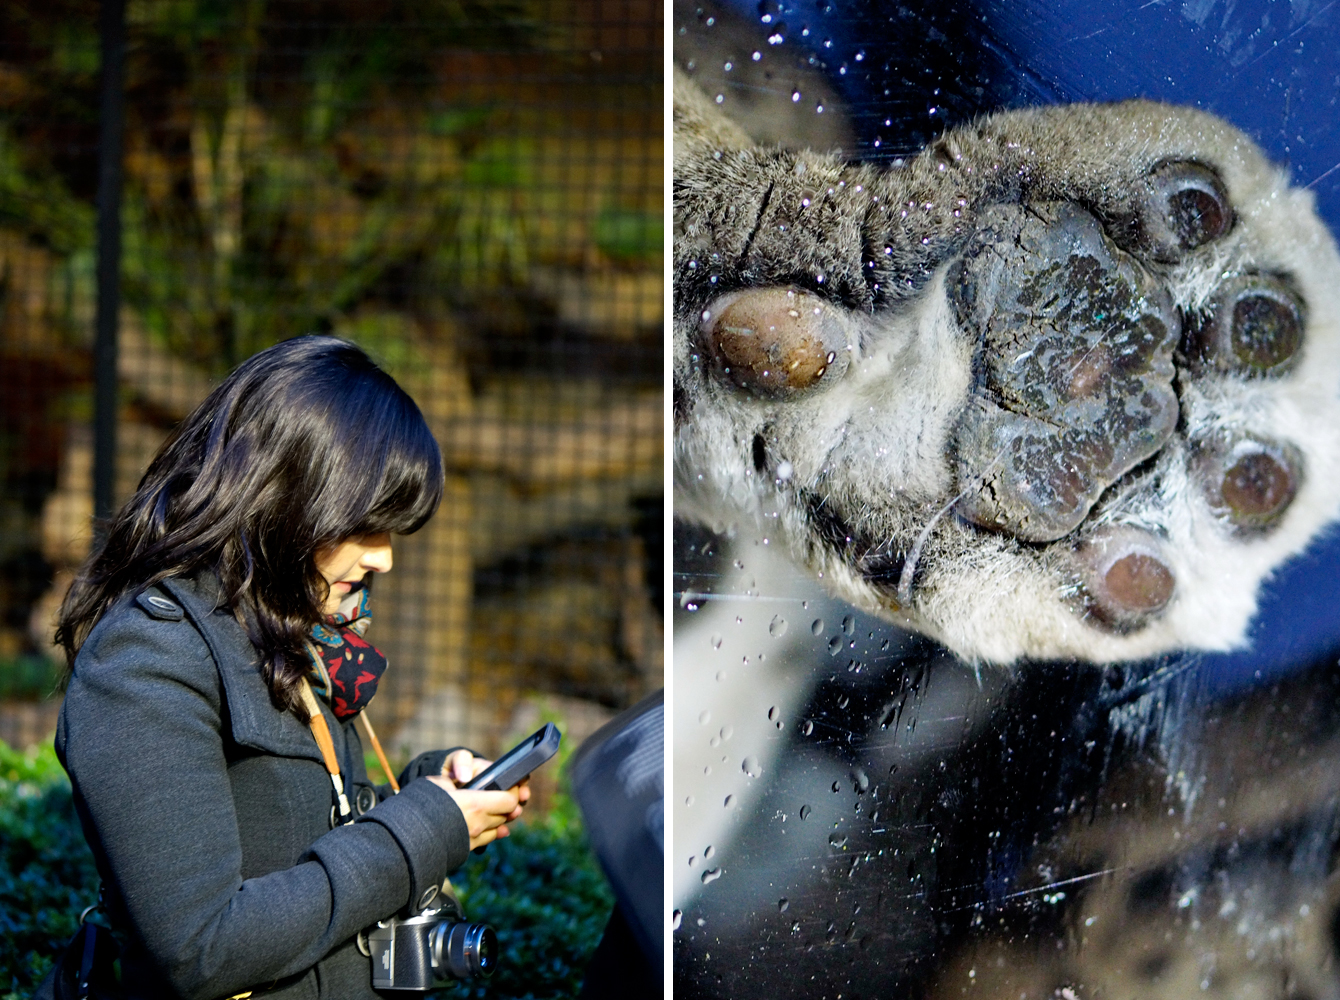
[466,723,562,791]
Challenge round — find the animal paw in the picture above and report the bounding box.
[675,87,1340,664]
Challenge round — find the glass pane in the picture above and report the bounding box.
[673,1,1340,996]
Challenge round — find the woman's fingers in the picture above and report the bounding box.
[426,778,524,850]
[441,749,477,785]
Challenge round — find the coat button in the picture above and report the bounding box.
[355,786,377,815]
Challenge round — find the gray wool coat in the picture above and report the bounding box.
[55,574,472,1000]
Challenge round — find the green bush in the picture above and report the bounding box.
[0,738,612,1000]
[0,741,97,1000]
[441,801,614,1000]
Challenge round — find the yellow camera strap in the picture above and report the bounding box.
[299,679,351,821]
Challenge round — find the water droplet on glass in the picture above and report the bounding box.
[720,725,733,740]
[673,909,683,930]
[800,804,812,820]
[704,844,715,859]
[778,898,789,912]
[769,615,788,638]
[801,720,814,736]
[767,31,784,44]
[828,636,843,656]
[811,618,824,635]
[853,768,869,792]
[724,794,734,807]
[791,90,802,102]
[742,755,762,778]
[855,49,865,61]
[829,832,849,849]
[791,920,801,932]
[832,780,842,793]
[837,694,850,709]
[688,855,697,867]
[815,103,824,114]
[768,705,780,722]
[715,670,727,681]
[715,94,724,105]
[710,635,722,649]
[685,795,694,806]
[699,710,711,725]
[723,60,733,71]
[751,50,762,61]
[842,615,856,636]
[701,867,723,884]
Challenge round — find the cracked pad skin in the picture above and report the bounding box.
[674,67,1340,665]
[949,200,1181,542]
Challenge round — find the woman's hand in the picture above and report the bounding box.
[427,750,531,850]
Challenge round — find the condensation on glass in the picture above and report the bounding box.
[673,1,1340,998]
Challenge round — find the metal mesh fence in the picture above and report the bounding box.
[0,0,663,784]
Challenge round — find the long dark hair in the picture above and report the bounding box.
[55,335,443,714]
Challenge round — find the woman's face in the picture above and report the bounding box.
[315,532,393,614]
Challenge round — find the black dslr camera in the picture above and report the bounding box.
[359,881,496,990]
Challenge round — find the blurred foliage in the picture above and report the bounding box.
[0,655,59,701]
[0,740,97,1000]
[0,0,661,371]
[0,736,613,1000]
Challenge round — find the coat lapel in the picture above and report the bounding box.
[158,576,322,764]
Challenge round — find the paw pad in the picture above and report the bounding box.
[1077,527,1177,628]
[1131,160,1234,261]
[1182,274,1305,378]
[701,287,849,397]
[948,201,1181,542]
[1193,435,1302,533]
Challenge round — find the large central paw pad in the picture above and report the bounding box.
[948,201,1182,542]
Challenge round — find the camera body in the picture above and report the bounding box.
[360,882,496,990]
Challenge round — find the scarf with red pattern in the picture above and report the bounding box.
[305,584,388,719]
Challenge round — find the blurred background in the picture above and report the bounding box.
[0,0,664,805]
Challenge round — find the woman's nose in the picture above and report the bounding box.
[361,533,394,573]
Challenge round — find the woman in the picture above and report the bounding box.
[50,336,525,999]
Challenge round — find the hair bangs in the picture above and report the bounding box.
[344,369,444,538]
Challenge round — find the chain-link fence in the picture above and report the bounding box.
[0,0,663,791]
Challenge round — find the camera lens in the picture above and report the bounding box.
[472,926,497,976]
[437,921,497,979]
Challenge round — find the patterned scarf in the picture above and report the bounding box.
[306,583,388,720]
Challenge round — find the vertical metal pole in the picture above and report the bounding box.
[93,0,126,525]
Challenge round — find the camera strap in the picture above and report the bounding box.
[299,679,352,821]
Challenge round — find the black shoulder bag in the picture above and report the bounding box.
[32,891,122,1000]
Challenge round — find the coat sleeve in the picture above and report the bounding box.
[57,604,471,1000]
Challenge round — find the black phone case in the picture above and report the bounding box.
[467,723,562,790]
